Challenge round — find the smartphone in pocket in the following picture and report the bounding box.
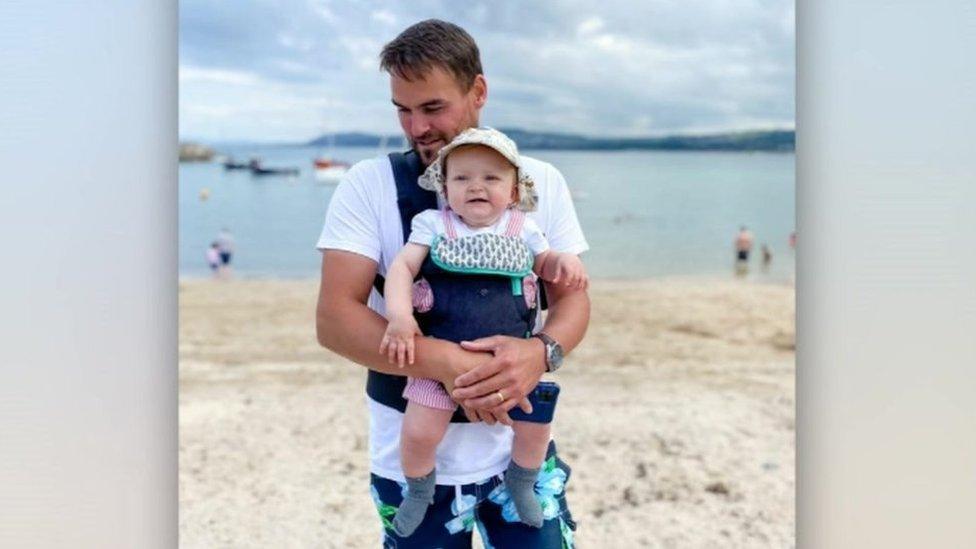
[508,381,560,424]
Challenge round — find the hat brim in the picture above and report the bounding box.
[418,133,538,212]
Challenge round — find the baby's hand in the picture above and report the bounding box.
[550,253,589,290]
[379,315,423,368]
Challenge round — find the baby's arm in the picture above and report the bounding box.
[523,216,588,290]
[379,243,430,367]
[533,251,589,291]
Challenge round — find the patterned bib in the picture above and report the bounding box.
[431,233,533,277]
[428,208,534,278]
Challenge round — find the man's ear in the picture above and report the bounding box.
[471,74,487,109]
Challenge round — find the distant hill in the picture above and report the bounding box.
[307,132,394,148]
[307,129,794,152]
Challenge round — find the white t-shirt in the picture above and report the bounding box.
[316,153,588,485]
[407,208,550,258]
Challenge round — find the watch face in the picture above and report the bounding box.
[548,342,564,368]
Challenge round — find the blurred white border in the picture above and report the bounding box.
[2,0,974,546]
[798,1,976,547]
[1,1,177,547]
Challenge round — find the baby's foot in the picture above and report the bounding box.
[392,470,436,537]
[504,461,543,528]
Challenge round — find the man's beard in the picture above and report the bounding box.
[408,113,478,167]
[411,137,443,166]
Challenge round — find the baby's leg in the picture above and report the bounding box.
[400,400,453,477]
[393,400,453,537]
[504,420,552,528]
[511,421,551,469]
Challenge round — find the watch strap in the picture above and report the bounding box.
[533,332,557,347]
[533,332,560,372]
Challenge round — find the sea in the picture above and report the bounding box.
[180,144,795,282]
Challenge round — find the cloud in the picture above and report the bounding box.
[576,16,604,37]
[308,0,337,23]
[370,9,397,26]
[179,0,794,141]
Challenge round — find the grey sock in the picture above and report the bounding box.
[392,470,436,537]
[505,460,543,528]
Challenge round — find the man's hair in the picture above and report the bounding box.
[379,19,483,91]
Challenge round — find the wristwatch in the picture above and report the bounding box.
[533,332,564,373]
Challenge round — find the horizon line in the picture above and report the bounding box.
[180,126,796,146]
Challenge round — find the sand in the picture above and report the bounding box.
[179,277,795,548]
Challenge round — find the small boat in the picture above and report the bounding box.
[249,159,300,177]
[313,158,350,170]
[252,166,300,176]
[222,157,251,170]
[313,157,350,183]
[311,129,352,184]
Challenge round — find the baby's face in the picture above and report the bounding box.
[443,145,517,227]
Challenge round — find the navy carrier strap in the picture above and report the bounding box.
[371,150,437,297]
[366,151,469,422]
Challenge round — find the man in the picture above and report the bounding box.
[316,19,589,547]
[735,225,754,262]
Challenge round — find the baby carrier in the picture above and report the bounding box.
[367,151,543,423]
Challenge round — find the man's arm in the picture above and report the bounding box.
[315,249,488,393]
[537,279,591,355]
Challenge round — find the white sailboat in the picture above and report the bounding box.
[313,132,350,184]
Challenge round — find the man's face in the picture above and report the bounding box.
[390,67,486,166]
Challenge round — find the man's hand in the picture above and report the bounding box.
[450,335,544,425]
[428,344,516,426]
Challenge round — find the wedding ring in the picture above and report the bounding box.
[496,391,505,403]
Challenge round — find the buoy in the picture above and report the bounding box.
[199,188,211,201]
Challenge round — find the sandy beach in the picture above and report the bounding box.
[179,277,795,548]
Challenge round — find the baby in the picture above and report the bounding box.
[379,127,587,536]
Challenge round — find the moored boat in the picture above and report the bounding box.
[313,157,350,183]
[249,158,300,177]
[222,157,252,170]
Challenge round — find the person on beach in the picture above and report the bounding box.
[379,127,588,536]
[216,227,235,275]
[316,19,589,548]
[206,242,221,278]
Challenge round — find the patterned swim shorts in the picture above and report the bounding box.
[369,441,577,548]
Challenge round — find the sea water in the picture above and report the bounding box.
[180,145,794,281]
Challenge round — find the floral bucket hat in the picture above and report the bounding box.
[418,127,538,212]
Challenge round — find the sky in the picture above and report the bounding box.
[179,0,795,142]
